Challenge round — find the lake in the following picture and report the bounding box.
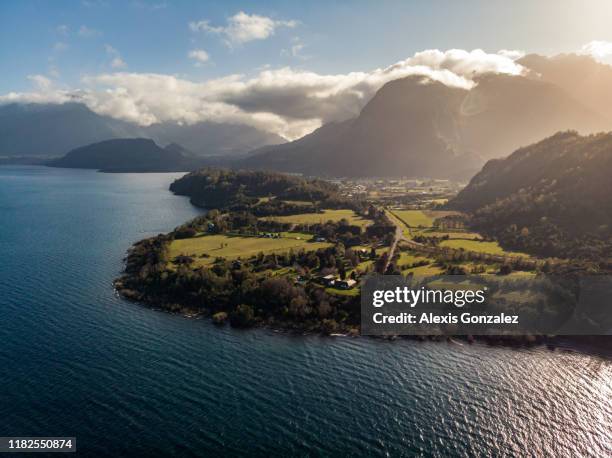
[0,166,610,456]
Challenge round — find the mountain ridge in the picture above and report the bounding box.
[0,102,284,158]
[237,71,608,178]
[448,130,612,259]
[47,138,205,172]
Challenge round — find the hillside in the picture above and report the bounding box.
[47,138,202,172]
[240,76,479,179]
[238,73,607,179]
[449,131,612,259]
[0,102,283,158]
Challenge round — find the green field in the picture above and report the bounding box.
[396,252,429,267]
[169,233,332,266]
[418,230,483,240]
[439,239,529,257]
[263,209,371,227]
[404,263,445,276]
[325,286,360,297]
[393,210,435,228]
[392,210,460,229]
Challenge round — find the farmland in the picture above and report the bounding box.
[168,233,332,267]
[392,210,435,228]
[262,209,372,228]
[438,239,529,257]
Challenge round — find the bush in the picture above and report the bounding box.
[212,311,228,325]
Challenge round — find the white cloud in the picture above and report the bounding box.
[1,48,525,140]
[580,40,612,63]
[48,65,60,78]
[105,45,127,68]
[498,49,525,60]
[54,41,68,52]
[281,37,309,59]
[78,25,101,37]
[27,75,53,91]
[188,49,210,66]
[111,57,127,69]
[56,25,69,36]
[131,1,168,10]
[190,11,297,46]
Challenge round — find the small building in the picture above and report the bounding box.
[335,279,357,290]
[317,274,336,286]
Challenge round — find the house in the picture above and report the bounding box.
[316,274,336,286]
[335,279,357,290]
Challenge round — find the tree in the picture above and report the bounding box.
[498,264,513,275]
[230,304,255,327]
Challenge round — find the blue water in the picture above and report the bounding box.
[0,166,610,457]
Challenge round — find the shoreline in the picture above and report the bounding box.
[113,281,612,360]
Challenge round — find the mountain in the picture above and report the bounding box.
[238,73,608,179]
[0,103,139,157]
[459,73,607,160]
[449,131,612,259]
[240,76,480,179]
[519,53,612,121]
[0,102,284,158]
[145,122,284,157]
[47,138,203,172]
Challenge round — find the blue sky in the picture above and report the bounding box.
[2,0,612,139]
[3,0,612,92]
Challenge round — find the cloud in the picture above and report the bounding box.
[580,40,612,63]
[131,1,168,10]
[498,49,525,60]
[105,45,127,68]
[110,57,127,69]
[48,65,60,78]
[81,0,108,7]
[56,25,69,36]
[281,37,309,59]
[1,48,524,140]
[188,49,210,66]
[78,25,101,37]
[27,75,53,91]
[54,41,68,52]
[190,11,297,46]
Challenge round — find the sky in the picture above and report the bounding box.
[2,0,612,139]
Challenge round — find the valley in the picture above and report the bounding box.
[115,168,579,337]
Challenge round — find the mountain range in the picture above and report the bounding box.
[3,53,612,179]
[239,54,611,178]
[0,102,283,158]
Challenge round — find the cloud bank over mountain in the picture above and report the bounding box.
[1,48,526,140]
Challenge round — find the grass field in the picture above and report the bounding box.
[263,209,371,228]
[392,210,460,229]
[439,239,529,257]
[325,287,360,297]
[396,252,429,267]
[404,263,445,276]
[393,210,435,228]
[168,234,332,266]
[418,230,483,240]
